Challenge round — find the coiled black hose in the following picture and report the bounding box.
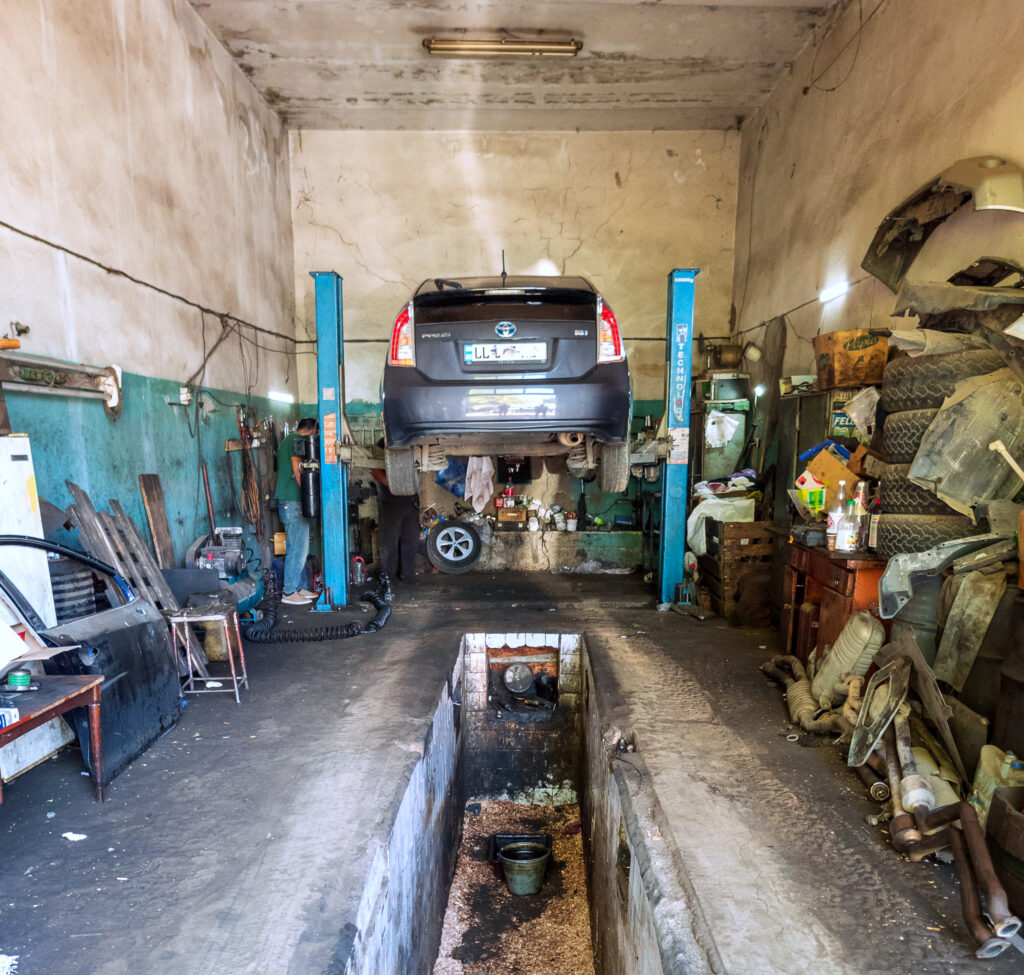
[243,571,393,643]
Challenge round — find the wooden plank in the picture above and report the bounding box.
[108,501,180,613]
[138,474,175,570]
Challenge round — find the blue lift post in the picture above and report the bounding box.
[310,271,349,611]
[659,268,699,604]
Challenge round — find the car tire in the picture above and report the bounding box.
[875,513,984,561]
[881,409,939,464]
[598,443,630,493]
[879,349,1004,413]
[427,522,481,574]
[385,446,418,496]
[879,464,956,515]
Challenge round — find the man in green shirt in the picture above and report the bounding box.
[275,417,318,604]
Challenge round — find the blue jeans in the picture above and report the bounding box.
[278,500,310,595]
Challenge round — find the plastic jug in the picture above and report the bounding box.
[969,745,1024,830]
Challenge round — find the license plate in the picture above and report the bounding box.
[464,342,546,364]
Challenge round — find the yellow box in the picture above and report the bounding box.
[274,532,286,556]
[799,488,826,514]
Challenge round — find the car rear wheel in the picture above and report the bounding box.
[427,522,481,574]
[385,446,418,496]
[598,443,629,493]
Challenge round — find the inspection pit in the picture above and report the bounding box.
[340,633,713,975]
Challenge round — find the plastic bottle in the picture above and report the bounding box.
[853,480,870,549]
[811,610,886,707]
[969,745,1024,830]
[826,479,848,551]
[504,478,514,498]
[835,501,858,553]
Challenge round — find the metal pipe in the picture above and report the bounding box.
[958,801,1021,939]
[893,710,935,812]
[853,762,890,802]
[947,827,1010,959]
[200,462,218,542]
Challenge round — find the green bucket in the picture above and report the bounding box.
[499,841,550,896]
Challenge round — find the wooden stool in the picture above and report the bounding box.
[167,606,249,704]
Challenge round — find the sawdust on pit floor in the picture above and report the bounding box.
[433,800,594,975]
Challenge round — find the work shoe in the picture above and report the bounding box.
[281,592,312,605]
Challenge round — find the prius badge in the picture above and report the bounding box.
[495,322,517,338]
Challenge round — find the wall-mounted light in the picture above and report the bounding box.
[268,390,295,404]
[423,37,583,58]
[818,280,850,304]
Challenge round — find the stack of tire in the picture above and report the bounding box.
[877,348,1003,560]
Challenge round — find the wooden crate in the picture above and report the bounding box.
[698,520,774,618]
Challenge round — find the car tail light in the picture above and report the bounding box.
[389,303,415,367]
[597,298,624,363]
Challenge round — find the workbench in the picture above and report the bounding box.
[780,540,886,665]
[0,674,104,802]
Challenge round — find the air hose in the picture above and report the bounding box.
[243,572,392,643]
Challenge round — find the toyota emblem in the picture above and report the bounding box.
[495,322,517,338]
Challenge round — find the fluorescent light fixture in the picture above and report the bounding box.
[268,390,295,404]
[818,280,850,304]
[423,37,583,58]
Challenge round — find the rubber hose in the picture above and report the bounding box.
[242,571,367,642]
[245,619,364,643]
[361,591,391,633]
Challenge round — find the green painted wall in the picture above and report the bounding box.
[5,372,299,563]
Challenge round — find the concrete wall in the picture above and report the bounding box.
[290,129,739,407]
[731,0,1024,373]
[0,0,296,555]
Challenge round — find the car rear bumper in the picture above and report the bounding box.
[382,363,631,448]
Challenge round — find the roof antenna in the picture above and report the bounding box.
[501,249,507,287]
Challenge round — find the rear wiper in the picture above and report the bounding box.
[434,278,463,291]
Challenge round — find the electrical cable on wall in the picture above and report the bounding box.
[804,0,887,94]
[0,217,314,348]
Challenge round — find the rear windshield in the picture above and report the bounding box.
[414,288,596,325]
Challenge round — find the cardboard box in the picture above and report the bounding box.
[812,329,889,390]
[807,448,860,508]
[848,445,886,479]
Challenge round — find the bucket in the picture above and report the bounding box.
[499,841,550,895]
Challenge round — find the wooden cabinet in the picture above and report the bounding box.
[780,540,886,665]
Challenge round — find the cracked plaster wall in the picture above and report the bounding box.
[0,0,295,396]
[732,0,1024,374]
[290,129,738,405]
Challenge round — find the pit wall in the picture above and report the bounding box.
[339,631,721,975]
[582,651,721,975]
[343,663,463,975]
[462,633,583,802]
[731,0,1024,376]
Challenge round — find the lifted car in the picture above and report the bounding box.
[381,275,632,494]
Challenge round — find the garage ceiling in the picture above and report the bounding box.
[191,0,845,130]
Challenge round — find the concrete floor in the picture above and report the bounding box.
[0,573,1017,974]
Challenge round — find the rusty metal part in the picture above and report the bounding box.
[958,801,1021,939]
[760,656,852,736]
[893,711,935,812]
[875,628,968,785]
[200,462,218,543]
[947,827,1011,959]
[853,762,890,803]
[848,657,911,766]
